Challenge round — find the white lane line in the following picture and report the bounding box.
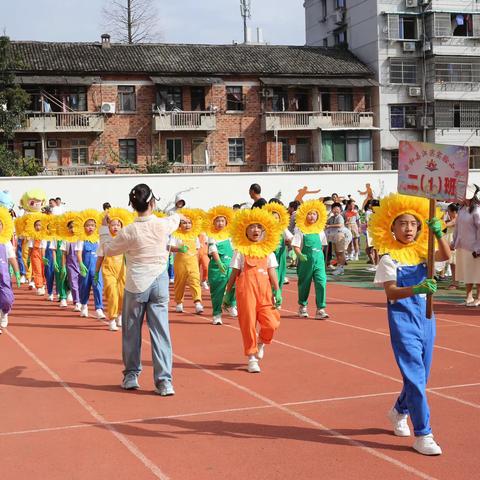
[171,351,438,480]
[5,329,170,480]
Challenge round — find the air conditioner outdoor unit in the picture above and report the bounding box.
[405,0,418,8]
[408,86,422,97]
[419,116,433,128]
[335,9,345,24]
[101,102,116,114]
[403,41,416,52]
[262,88,274,97]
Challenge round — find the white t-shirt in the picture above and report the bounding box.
[49,240,66,251]
[207,237,233,255]
[230,251,278,270]
[4,241,15,259]
[283,228,294,243]
[168,236,200,249]
[291,229,327,249]
[27,239,47,249]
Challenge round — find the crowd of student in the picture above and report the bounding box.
[0,181,479,457]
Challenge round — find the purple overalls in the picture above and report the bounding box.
[0,243,14,314]
[66,242,80,304]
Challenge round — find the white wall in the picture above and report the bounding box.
[2,170,480,213]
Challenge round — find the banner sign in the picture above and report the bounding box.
[398,141,469,202]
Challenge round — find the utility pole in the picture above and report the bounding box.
[240,0,251,43]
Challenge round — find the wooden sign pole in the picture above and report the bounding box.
[426,198,436,319]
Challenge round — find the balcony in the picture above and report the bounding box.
[262,111,375,131]
[153,111,216,131]
[15,113,105,133]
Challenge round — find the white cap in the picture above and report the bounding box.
[465,184,478,200]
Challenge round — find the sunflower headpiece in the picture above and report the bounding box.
[57,212,80,242]
[263,203,290,231]
[73,209,103,242]
[295,199,328,234]
[23,213,50,241]
[15,215,28,238]
[204,205,235,241]
[231,208,282,258]
[173,208,206,241]
[0,206,14,243]
[153,210,167,219]
[44,215,60,240]
[107,208,135,229]
[368,193,442,265]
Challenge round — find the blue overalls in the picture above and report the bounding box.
[387,262,435,436]
[16,238,26,276]
[44,241,56,296]
[79,241,103,309]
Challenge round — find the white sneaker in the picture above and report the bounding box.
[225,305,238,317]
[315,309,330,320]
[116,315,122,327]
[212,315,223,325]
[20,275,26,284]
[59,299,67,307]
[169,278,174,284]
[283,277,290,285]
[28,281,36,289]
[73,303,82,312]
[109,319,119,331]
[247,357,261,373]
[37,286,45,296]
[80,305,89,317]
[195,302,204,314]
[175,303,184,313]
[298,306,308,318]
[0,313,8,328]
[256,342,265,360]
[413,434,442,455]
[48,293,54,301]
[201,280,209,290]
[354,254,359,261]
[367,266,377,272]
[66,292,73,302]
[387,407,411,437]
[332,266,344,276]
[96,309,106,319]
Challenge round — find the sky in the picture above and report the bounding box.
[1,0,305,45]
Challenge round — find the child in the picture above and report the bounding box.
[14,216,28,284]
[291,199,329,320]
[224,208,282,373]
[343,199,360,261]
[25,213,48,295]
[205,205,236,325]
[264,200,293,293]
[198,232,210,290]
[169,208,204,314]
[370,193,450,456]
[74,210,105,319]
[444,203,458,289]
[0,207,21,332]
[94,208,133,331]
[325,202,352,276]
[364,199,379,272]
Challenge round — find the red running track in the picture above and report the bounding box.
[0,279,479,480]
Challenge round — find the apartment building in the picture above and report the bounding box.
[305,0,480,170]
[7,36,376,174]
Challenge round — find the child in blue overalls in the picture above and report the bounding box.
[75,214,105,319]
[372,194,450,456]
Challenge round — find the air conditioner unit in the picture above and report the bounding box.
[403,41,416,52]
[419,116,433,128]
[101,102,116,114]
[423,41,432,52]
[408,86,422,97]
[47,140,58,148]
[262,88,274,98]
[405,0,418,8]
[335,9,345,24]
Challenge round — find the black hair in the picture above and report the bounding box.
[447,203,459,213]
[371,199,380,207]
[322,196,332,202]
[331,202,343,210]
[129,184,154,213]
[102,202,111,211]
[55,197,61,201]
[232,203,241,209]
[269,198,283,205]
[468,184,480,214]
[346,199,355,207]
[288,200,301,210]
[249,183,261,194]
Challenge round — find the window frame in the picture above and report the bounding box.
[166,138,184,164]
[71,139,88,165]
[390,59,418,85]
[389,104,419,129]
[226,86,245,112]
[228,138,245,164]
[118,85,136,113]
[118,139,137,164]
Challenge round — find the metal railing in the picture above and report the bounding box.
[261,162,374,172]
[153,111,216,131]
[13,112,105,132]
[433,62,480,83]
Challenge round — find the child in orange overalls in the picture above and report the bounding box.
[223,208,283,373]
[25,213,48,296]
[198,232,210,290]
[169,209,204,314]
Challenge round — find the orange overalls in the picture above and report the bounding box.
[173,238,202,304]
[30,239,45,288]
[198,233,209,283]
[236,255,280,356]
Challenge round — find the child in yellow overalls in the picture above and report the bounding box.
[94,208,133,331]
[223,208,283,373]
[169,208,205,314]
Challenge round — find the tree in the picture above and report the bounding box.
[101,0,163,44]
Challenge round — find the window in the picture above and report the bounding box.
[119,139,137,164]
[470,147,480,169]
[334,29,347,46]
[390,105,419,129]
[321,91,331,111]
[391,150,399,170]
[293,91,309,111]
[323,38,328,47]
[166,139,183,163]
[433,13,480,37]
[279,137,290,163]
[190,87,205,111]
[322,133,371,163]
[228,138,245,163]
[226,86,244,111]
[71,139,88,164]
[337,89,353,111]
[118,86,136,112]
[272,88,288,112]
[435,101,480,128]
[321,0,327,19]
[335,0,345,8]
[157,87,183,111]
[387,15,420,40]
[390,59,417,84]
[66,87,87,111]
[435,62,480,83]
